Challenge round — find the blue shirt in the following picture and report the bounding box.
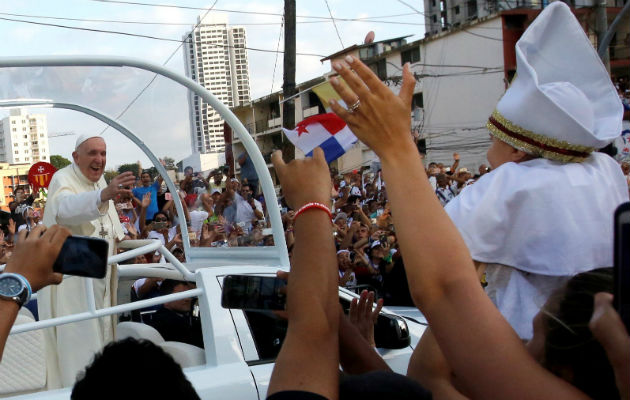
[133,181,160,220]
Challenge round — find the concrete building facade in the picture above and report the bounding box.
[183,14,250,156]
[0,108,50,165]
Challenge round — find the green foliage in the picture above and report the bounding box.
[103,170,119,184]
[49,155,71,170]
[161,157,176,170]
[117,163,138,175]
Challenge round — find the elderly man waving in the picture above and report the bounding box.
[38,134,135,389]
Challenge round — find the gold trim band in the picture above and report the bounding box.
[487,110,594,163]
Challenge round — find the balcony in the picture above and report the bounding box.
[302,106,320,118]
[267,117,281,129]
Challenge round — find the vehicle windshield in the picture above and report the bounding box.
[0,60,287,267]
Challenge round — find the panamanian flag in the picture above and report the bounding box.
[282,113,357,163]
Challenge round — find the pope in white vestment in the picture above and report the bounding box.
[38,135,135,388]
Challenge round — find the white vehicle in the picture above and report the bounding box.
[0,56,427,399]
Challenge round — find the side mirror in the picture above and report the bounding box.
[374,313,410,349]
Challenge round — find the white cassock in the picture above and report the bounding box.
[38,163,123,389]
[445,153,629,339]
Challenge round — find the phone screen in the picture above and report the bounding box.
[52,236,109,278]
[614,202,630,332]
[221,275,287,310]
[165,193,173,201]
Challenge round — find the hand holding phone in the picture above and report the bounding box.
[165,192,173,201]
[52,235,109,279]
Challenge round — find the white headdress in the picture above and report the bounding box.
[487,2,622,163]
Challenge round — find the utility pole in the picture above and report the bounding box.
[594,0,610,72]
[282,0,297,162]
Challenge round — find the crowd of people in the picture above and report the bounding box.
[0,3,629,400]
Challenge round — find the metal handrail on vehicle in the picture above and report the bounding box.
[10,239,198,335]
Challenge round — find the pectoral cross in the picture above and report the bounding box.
[99,223,108,239]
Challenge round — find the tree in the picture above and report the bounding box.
[50,155,71,170]
[103,170,119,184]
[117,163,138,175]
[161,157,176,170]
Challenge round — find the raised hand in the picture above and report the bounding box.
[101,171,136,203]
[141,192,151,209]
[271,147,331,210]
[328,56,415,164]
[348,290,384,347]
[7,219,16,236]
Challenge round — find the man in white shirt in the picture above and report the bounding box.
[38,135,136,388]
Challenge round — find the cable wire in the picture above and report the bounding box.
[0,14,325,57]
[270,16,284,94]
[323,0,344,49]
[100,0,219,134]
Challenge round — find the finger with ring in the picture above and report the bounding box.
[118,184,123,189]
[349,99,361,113]
[329,77,363,117]
[332,59,372,99]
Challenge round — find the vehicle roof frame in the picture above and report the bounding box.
[0,55,290,270]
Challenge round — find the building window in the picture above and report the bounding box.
[15,158,19,162]
[401,47,421,64]
[455,5,460,14]
[12,128,16,132]
[14,151,18,154]
[431,14,438,23]
[13,143,17,147]
[23,135,27,139]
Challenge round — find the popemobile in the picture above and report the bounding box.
[0,55,426,399]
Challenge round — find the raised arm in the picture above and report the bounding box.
[328,56,587,400]
[267,148,339,400]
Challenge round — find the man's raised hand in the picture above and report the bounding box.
[101,171,136,203]
[271,147,331,210]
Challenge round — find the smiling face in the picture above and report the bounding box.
[72,137,106,183]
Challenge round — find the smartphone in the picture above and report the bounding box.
[52,236,109,278]
[165,192,173,201]
[153,222,167,230]
[221,275,287,310]
[614,202,630,332]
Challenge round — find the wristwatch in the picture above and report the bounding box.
[0,273,32,307]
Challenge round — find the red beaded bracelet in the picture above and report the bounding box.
[293,202,333,223]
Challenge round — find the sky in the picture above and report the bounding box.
[0,0,426,170]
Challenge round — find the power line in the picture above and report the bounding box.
[323,0,344,49]
[0,10,438,27]
[87,0,422,22]
[100,0,219,134]
[270,16,284,94]
[0,14,326,57]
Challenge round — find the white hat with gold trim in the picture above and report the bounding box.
[487,1,622,163]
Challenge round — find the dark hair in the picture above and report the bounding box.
[141,170,152,178]
[71,338,200,399]
[13,186,24,194]
[542,267,619,399]
[159,279,188,296]
[153,211,169,222]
